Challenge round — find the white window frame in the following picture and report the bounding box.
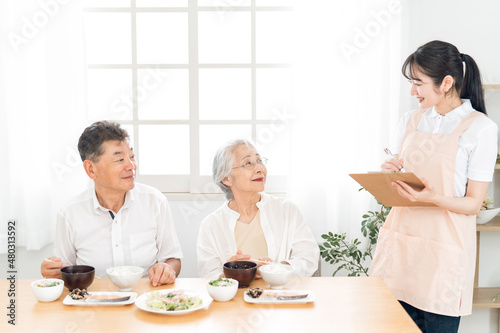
[84,1,293,195]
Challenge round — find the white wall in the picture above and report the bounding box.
[401,1,500,332]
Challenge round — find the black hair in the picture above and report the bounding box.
[77,121,130,162]
[402,40,486,114]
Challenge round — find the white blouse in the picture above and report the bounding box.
[392,100,498,197]
[197,193,319,279]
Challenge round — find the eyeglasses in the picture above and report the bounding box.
[232,157,268,170]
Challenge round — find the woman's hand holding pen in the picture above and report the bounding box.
[382,148,405,172]
[381,157,405,172]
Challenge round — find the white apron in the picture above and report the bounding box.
[370,109,481,316]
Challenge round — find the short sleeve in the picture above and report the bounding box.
[468,121,498,182]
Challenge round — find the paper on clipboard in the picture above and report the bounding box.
[349,172,437,207]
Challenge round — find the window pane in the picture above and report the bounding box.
[84,13,131,64]
[256,12,293,63]
[256,68,292,120]
[85,0,131,7]
[255,0,295,5]
[121,124,135,146]
[137,0,187,6]
[136,13,188,64]
[256,124,290,176]
[87,69,133,120]
[199,125,252,175]
[199,69,251,120]
[198,12,250,64]
[138,125,190,174]
[137,69,189,120]
[198,0,250,5]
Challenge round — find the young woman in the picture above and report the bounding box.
[370,41,498,332]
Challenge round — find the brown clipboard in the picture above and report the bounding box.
[349,172,437,207]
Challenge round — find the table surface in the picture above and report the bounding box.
[1,277,419,333]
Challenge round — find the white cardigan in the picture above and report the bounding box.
[197,193,319,279]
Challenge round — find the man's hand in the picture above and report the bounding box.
[41,257,68,278]
[148,262,177,287]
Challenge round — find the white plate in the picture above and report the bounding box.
[135,289,213,315]
[63,292,137,306]
[244,289,315,304]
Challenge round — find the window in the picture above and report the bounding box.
[83,0,295,194]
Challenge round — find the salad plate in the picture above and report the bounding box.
[135,289,213,315]
[63,292,137,306]
[244,289,315,304]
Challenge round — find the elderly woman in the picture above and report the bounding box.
[197,139,319,279]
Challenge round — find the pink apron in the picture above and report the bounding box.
[370,109,481,316]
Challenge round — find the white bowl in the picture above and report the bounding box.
[31,279,64,302]
[477,208,500,224]
[259,264,295,289]
[206,278,238,302]
[106,266,144,291]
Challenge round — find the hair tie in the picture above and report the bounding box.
[460,53,466,62]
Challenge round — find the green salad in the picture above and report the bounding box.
[146,290,202,311]
[208,278,235,287]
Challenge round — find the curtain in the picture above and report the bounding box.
[0,0,88,253]
[289,0,404,274]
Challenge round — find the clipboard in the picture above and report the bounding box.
[349,172,437,207]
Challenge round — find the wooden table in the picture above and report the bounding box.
[1,277,419,332]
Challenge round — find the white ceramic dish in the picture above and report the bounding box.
[107,266,144,291]
[477,208,500,224]
[206,278,239,302]
[244,289,315,304]
[259,264,295,289]
[62,292,137,306]
[135,290,213,315]
[31,279,64,302]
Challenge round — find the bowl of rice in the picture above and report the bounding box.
[259,264,295,289]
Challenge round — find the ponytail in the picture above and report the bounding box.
[461,53,487,115]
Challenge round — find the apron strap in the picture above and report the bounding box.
[450,111,482,137]
[401,109,426,148]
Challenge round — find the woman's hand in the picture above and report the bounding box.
[253,257,273,279]
[392,177,437,204]
[381,156,404,172]
[226,250,251,263]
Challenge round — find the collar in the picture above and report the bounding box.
[91,184,135,216]
[428,99,473,120]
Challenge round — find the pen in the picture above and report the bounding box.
[384,148,406,172]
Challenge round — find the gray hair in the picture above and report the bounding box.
[213,139,256,201]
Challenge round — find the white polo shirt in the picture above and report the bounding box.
[392,99,498,197]
[54,183,183,278]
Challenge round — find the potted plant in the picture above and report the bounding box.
[319,191,390,276]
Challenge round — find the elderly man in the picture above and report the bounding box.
[41,121,182,286]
